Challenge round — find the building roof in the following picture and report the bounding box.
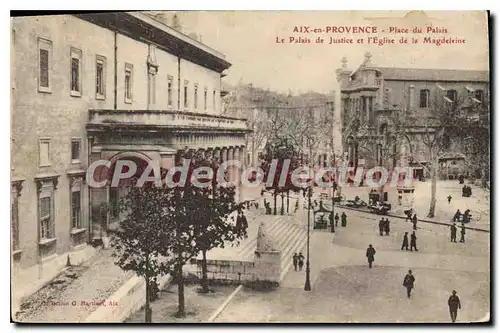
[378,67,489,82]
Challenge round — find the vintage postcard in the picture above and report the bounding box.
[11,10,490,323]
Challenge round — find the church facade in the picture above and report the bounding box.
[336,53,489,180]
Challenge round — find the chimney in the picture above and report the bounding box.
[172,14,182,32]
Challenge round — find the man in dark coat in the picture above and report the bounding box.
[378,218,385,236]
[448,290,462,322]
[366,244,376,268]
[460,223,466,243]
[450,223,457,242]
[447,195,452,204]
[453,210,461,222]
[403,270,416,298]
[412,214,418,230]
[384,218,390,236]
[292,253,298,271]
[401,232,409,251]
[297,252,305,271]
[410,231,418,251]
[341,212,347,227]
[334,213,340,227]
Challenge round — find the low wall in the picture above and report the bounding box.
[84,274,172,323]
[195,251,281,285]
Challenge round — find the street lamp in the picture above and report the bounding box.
[304,186,313,291]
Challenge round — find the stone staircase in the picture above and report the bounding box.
[201,213,308,282]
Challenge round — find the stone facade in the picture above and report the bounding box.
[336,53,489,177]
[11,12,249,297]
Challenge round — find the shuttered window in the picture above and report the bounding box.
[39,49,49,88]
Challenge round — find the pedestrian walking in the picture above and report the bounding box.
[378,218,384,236]
[334,213,339,227]
[450,223,457,242]
[405,210,413,222]
[447,195,452,204]
[384,218,390,236]
[398,193,403,205]
[401,232,409,251]
[403,270,416,298]
[410,231,418,251]
[366,244,376,269]
[292,253,298,271]
[453,209,461,222]
[412,214,418,230]
[460,223,466,243]
[341,212,347,227]
[448,290,462,322]
[298,252,305,271]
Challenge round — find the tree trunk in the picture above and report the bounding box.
[273,190,277,215]
[287,192,290,213]
[144,259,152,323]
[200,249,209,293]
[480,162,488,188]
[427,157,438,218]
[280,194,284,215]
[176,261,186,317]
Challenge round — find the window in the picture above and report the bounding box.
[475,90,484,102]
[167,76,173,107]
[419,89,429,108]
[12,195,19,251]
[446,90,457,102]
[194,84,198,110]
[125,63,133,103]
[213,90,216,111]
[40,196,53,240]
[204,87,208,110]
[71,139,81,163]
[39,139,51,167]
[71,190,81,229]
[38,38,52,93]
[109,187,119,218]
[183,81,189,109]
[70,48,82,96]
[96,55,106,99]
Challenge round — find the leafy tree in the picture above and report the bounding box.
[179,150,248,294]
[111,181,172,323]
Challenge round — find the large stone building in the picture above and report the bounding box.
[224,82,336,168]
[11,12,248,301]
[336,53,489,179]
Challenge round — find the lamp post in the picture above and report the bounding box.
[304,187,312,291]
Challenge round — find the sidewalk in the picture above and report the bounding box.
[15,248,133,323]
[340,180,490,231]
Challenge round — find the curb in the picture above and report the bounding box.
[206,284,243,322]
[336,205,490,233]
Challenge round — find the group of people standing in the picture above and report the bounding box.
[404,211,419,230]
[378,218,390,236]
[292,252,305,272]
[450,223,466,243]
[333,212,348,228]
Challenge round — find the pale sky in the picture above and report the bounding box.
[170,10,489,94]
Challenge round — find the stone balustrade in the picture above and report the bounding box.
[88,109,248,131]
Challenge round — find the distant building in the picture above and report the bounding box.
[336,53,489,179]
[11,12,248,301]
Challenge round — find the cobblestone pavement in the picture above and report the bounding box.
[15,248,133,323]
